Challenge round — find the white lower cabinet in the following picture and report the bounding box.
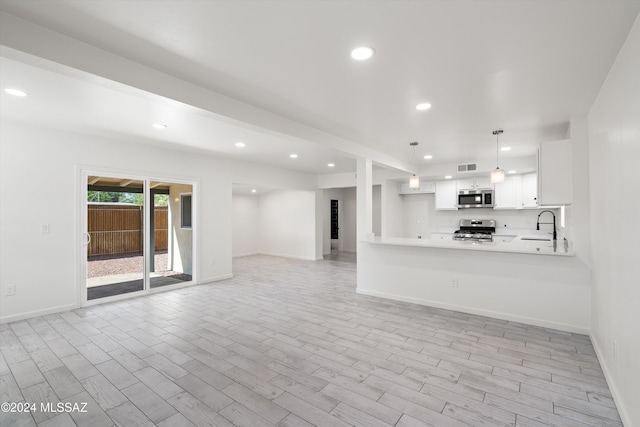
[431,233,453,240]
[493,235,517,243]
[435,180,458,210]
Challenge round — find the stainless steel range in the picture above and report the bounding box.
[453,219,496,242]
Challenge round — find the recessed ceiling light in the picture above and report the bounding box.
[508,170,517,174]
[4,88,27,97]
[235,142,245,147]
[416,103,432,111]
[351,46,374,60]
[251,189,257,193]
[152,123,167,129]
[423,155,433,160]
[289,154,298,159]
[445,175,452,179]
[328,163,335,167]
[501,146,511,151]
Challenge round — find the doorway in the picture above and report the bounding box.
[83,173,194,302]
[330,199,340,251]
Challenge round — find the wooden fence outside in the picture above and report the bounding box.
[88,204,168,257]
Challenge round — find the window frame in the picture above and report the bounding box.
[180,193,192,230]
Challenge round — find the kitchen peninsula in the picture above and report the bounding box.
[357,234,590,334]
[368,234,573,256]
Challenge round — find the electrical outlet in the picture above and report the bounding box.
[5,284,15,296]
[613,340,617,361]
[451,278,458,288]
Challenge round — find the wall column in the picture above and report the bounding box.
[356,158,373,242]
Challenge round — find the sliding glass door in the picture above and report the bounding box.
[86,176,145,300]
[149,181,192,289]
[83,173,194,303]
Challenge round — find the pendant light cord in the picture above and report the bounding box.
[493,129,503,168]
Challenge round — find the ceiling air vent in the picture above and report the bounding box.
[457,163,477,172]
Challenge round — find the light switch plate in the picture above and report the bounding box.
[40,224,50,234]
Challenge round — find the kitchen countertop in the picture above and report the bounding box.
[363,235,574,256]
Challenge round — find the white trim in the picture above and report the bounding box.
[257,252,321,261]
[0,304,78,324]
[591,335,631,427]
[356,288,590,335]
[199,274,233,284]
[233,252,259,258]
[144,179,151,295]
[1,281,196,323]
[179,192,193,230]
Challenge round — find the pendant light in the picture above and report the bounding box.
[491,129,505,184]
[409,142,420,189]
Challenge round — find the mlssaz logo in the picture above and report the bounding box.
[41,402,88,413]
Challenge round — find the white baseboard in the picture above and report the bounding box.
[591,334,631,427]
[0,303,78,324]
[232,252,258,258]
[199,273,233,284]
[257,252,321,261]
[356,288,590,335]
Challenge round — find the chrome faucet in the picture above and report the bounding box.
[536,210,557,241]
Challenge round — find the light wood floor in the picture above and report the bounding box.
[1,254,621,426]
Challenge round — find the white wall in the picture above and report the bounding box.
[358,243,591,333]
[372,185,381,236]
[341,188,357,252]
[564,117,592,267]
[232,194,259,257]
[587,15,640,426]
[0,122,317,322]
[168,183,193,274]
[257,190,320,260]
[381,180,403,238]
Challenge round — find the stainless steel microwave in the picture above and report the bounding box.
[457,190,494,208]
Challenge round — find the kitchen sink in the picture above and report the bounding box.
[521,237,551,241]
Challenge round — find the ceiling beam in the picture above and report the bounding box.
[0,12,414,173]
[119,179,134,187]
[88,176,101,185]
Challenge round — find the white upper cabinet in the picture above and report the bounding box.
[435,180,458,210]
[494,172,538,210]
[494,175,518,209]
[456,179,475,191]
[457,177,493,191]
[520,172,538,208]
[398,180,435,194]
[474,176,493,190]
[538,139,572,205]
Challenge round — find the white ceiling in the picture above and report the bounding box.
[1,0,639,174]
[0,56,358,175]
